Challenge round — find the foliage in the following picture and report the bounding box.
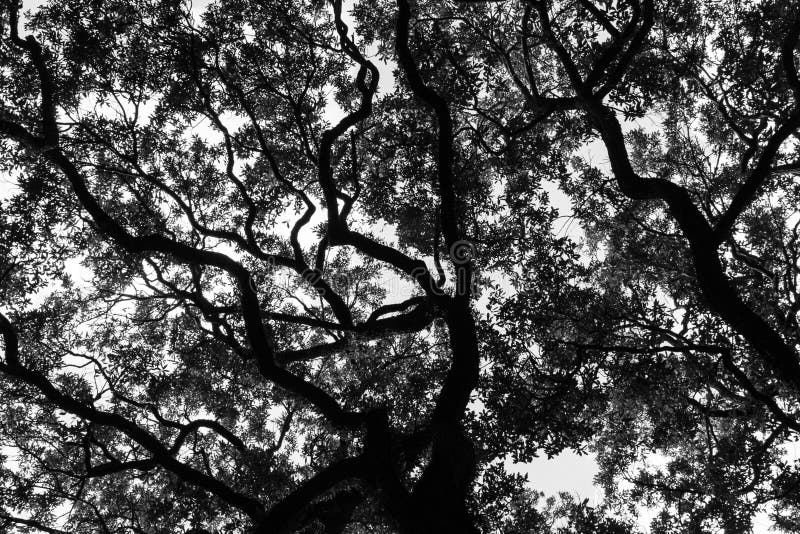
[0,0,799,532]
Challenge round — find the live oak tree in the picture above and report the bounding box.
[1,0,799,532]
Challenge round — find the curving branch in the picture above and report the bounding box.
[576,0,620,38]
[276,300,436,364]
[395,0,460,249]
[713,117,800,242]
[495,0,800,395]
[0,4,361,429]
[0,311,266,521]
[720,349,800,433]
[255,456,366,534]
[592,0,654,98]
[0,513,71,534]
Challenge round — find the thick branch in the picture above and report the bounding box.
[0,513,71,534]
[584,100,800,392]
[0,312,265,521]
[713,110,800,243]
[0,20,362,427]
[577,0,620,38]
[255,456,366,534]
[395,0,460,248]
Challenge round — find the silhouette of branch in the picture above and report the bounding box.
[0,311,266,521]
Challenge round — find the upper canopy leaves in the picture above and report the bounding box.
[0,0,799,532]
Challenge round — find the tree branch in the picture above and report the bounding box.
[0,311,266,521]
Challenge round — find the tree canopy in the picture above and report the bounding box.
[1,0,799,532]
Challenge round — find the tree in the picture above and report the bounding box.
[0,0,798,532]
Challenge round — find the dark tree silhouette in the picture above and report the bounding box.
[0,0,799,532]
